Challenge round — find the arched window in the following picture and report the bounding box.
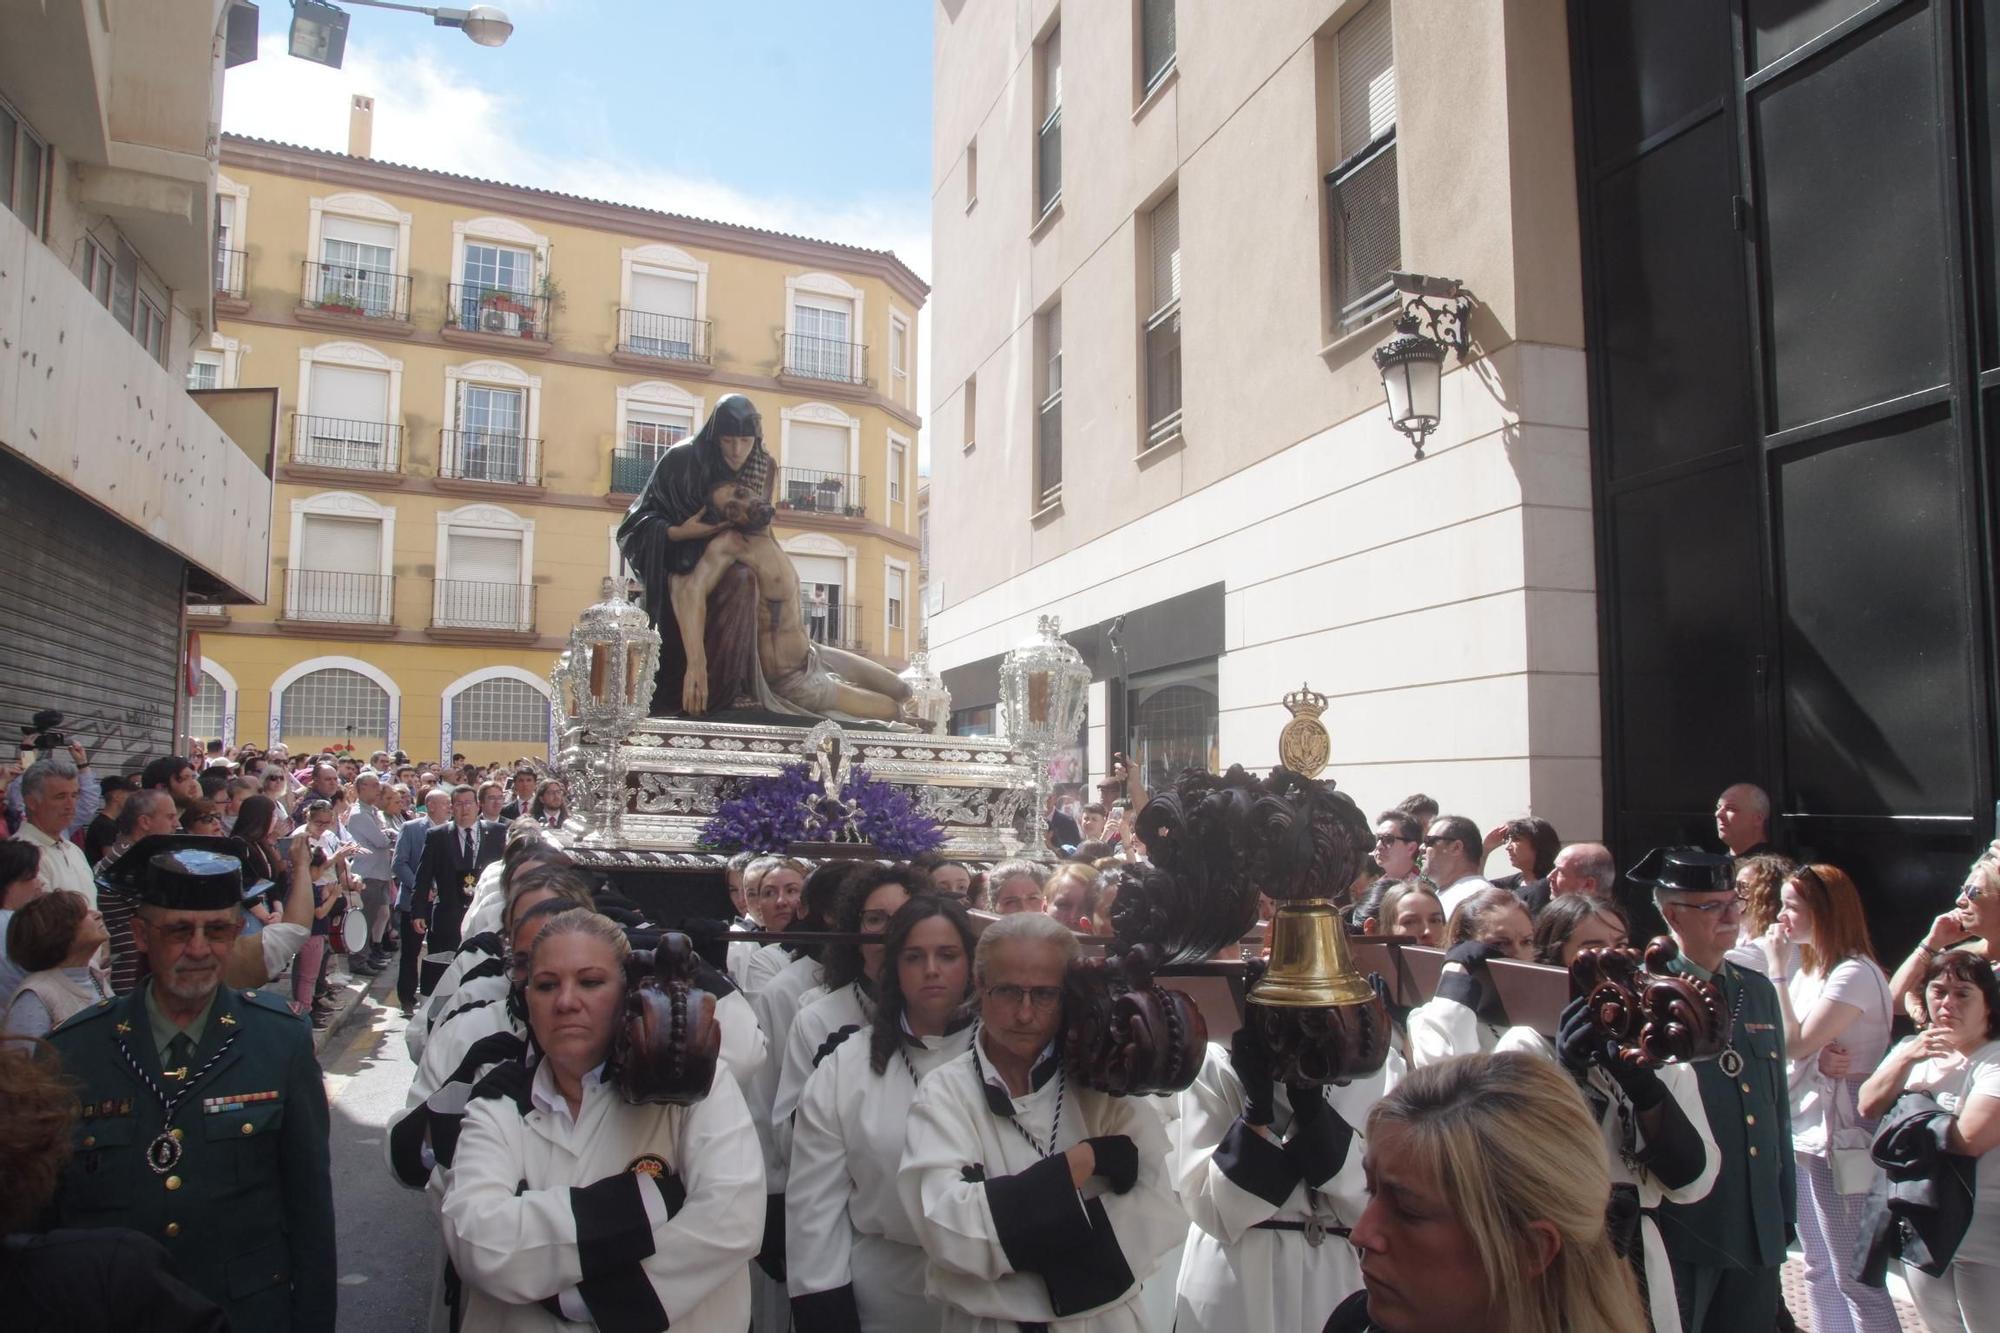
[188,672,227,744]
[451,676,550,744]
[281,668,390,743]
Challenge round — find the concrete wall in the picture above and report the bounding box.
[927,0,1599,843]
[0,203,273,601]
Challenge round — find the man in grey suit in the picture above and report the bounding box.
[345,770,398,976]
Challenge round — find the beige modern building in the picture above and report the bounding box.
[927,0,1597,835]
[0,0,276,771]
[197,127,926,763]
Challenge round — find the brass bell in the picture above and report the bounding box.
[1251,899,1376,1008]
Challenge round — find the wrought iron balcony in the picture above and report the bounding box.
[439,428,541,486]
[610,446,662,495]
[445,282,550,340]
[617,309,711,364]
[782,332,869,385]
[432,579,536,633]
[292,415,401,472]
[285,569,393,625]
[803,600,864,654]
[215,247,246,299]
[301,260,411,321]
[777,467,866,518]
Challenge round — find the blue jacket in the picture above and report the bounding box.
[391,815,439,909]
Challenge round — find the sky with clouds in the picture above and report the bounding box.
[222,1,935,451]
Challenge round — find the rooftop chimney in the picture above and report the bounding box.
[348,94,374,158]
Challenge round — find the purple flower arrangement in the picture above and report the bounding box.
[697,762,946,858]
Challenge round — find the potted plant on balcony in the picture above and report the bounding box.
[318,297,367,317]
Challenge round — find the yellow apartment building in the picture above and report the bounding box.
[195,127,927,765]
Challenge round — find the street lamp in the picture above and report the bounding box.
[289,0,512,69]
[1372,272,1476,461]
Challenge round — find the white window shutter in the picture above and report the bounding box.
[1338,0,1396,160]
[1151,192,1181,314]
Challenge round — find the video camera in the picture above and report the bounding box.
[19,709,67,754]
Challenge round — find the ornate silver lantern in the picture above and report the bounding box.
[553,578,662,845]
[997,614,1090,860]
[897,647,953,736]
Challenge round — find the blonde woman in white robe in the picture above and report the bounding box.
[442,909,764,1332]
[1171,1027,1404,1332]
[899,912,1183,1332]
[786,895,976,1332]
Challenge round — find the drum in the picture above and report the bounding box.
[340,894,368,953]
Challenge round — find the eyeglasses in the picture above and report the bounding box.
[144,920,244,946]
[1664,893,1749,918]
[985,983,1063,1010]
[858,909,895,931]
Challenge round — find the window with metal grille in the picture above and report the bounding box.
[1037,303,1063,508]
[1327,0,1399,330]
[888,567,906,630]
[281,668,389,739]
[1141,0,1176,94]
[1145,191,1182,447]
[1037,25,1063,216]
[451,677,549,743]
[187,673,226,743]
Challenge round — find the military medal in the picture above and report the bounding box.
[147,1131,184,1172]
[113,1028,241,1174]
[1714,984,1747,1078]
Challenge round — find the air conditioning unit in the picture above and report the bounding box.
[479,308,515,334]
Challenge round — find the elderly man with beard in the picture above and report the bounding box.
[45,836,336,1332]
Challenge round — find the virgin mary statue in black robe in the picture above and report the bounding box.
[616,394,769,716]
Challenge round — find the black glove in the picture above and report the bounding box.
[1086,1134,1139,1194]
[1230,1025,1276,1127]
[1286,1083,1325,1128]
[1436,940,1508,1019]
[1556,997,1667,1113]
[1556,996,1603,1078]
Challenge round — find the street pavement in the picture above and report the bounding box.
[322,976,437,1332]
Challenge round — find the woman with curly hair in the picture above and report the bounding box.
[0,1044,225,1329]
[786,896,977,1330]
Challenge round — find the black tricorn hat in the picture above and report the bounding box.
[1627,845,1736,896]
[101,834,251,910]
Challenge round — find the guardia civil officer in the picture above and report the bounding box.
[44,835,336,1332]
[1639,846,1795,1333]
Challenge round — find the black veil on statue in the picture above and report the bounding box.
[615,393,770,716]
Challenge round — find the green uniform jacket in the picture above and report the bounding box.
[1656,959,1797,1271]
[46,983,336,1333]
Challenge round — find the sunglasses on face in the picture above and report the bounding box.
[1376,834,1416,846]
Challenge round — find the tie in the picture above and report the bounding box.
[164,1033,194,1081]
[462,828,474,865]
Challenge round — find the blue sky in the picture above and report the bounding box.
[221,0,935,276]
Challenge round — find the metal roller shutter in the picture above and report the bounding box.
[0,452,184,774]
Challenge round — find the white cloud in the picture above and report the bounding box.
[222,32,932,462]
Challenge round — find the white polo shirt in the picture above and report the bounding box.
[15,821,95,906]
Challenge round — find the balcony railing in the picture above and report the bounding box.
[292,415,401,472]
[782,333,869,385]
[439,428,542,486]
[803,600,864,653]
[777,467,867,518]
[445,283,550,340]
[432,579,536,633]
[301,260,411,321]
[285,569,393,625]
[215,247,246,299]
[610,446,662,495]
[617,309,712,364]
